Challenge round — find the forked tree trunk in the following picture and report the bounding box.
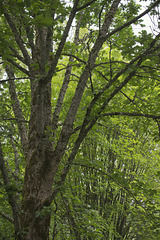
[17,1,122,238]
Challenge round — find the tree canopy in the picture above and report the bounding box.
[0,0,160,239]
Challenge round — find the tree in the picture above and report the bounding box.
[0,0,160,239]
[60,118,160,239]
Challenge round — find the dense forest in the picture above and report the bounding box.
[0,0,160,239]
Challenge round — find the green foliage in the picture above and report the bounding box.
[51,118,160,239]
[0,0,160,239]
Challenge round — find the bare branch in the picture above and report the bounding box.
[0,211,14,223]
[100,112,160,120]
[46,0,80,81]
[4,12,31,66]
[100,0,121,37]
[6,58,29,76]
[106,0,160,39]
[94,60,127,68]
[0,140,20,232]
[5,66,28,155]
[0,77,29,83]
[76,0,97,12]
[9,47,27,65]
[62,53,86,64]
[1,117,29,122]
[52,15,82,133]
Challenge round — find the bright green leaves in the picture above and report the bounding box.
[66,115,160,239]
[121,0,141,21]
[138,30,153,46]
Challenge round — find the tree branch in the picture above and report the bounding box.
[76,0,97,12]
[0,211,14,223]
[100,112,160,120]
[106,0,160,39]
[0,77,29,83]
[5,66,28,155]
[80,32,160,133]
[9,47,27,65]
[4,11,31,66]
[1,117,29,122]
[0,140,20,233]
[46,0,80,81]
[44,2,122,191]
[6,58,29,76]
[56,34,160,177]
[62,53,86,64]
[54,0,121,157]
[52,15,82,133]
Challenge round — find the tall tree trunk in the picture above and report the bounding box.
[20,78,55,239]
